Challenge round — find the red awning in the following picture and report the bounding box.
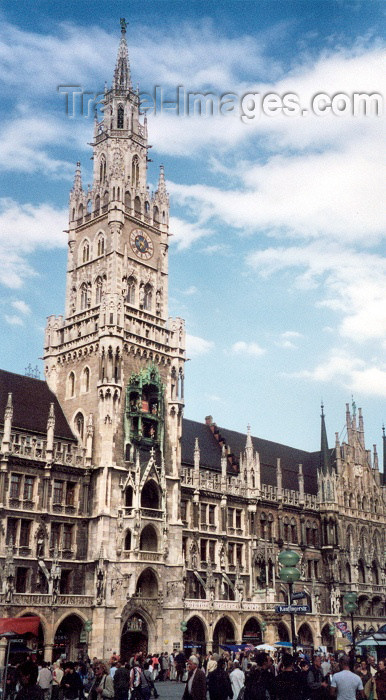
[0,617,40,637]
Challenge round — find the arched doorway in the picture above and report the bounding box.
[277,622,290,642]
[321,624,335,652]
[136,568,158,598]
[213,616,235,653]
[298,623,314,656]
[184,616,206,656]
[242,618,262,646]
[141,480,160,509]
[53,614,84,662]
[140,524,158,551]
[120,614,148,661]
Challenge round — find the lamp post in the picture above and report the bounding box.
[278,549,301,654]
[343,592,358,651]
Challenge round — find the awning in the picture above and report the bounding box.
[357,637,386,647]
[0,617,40,637]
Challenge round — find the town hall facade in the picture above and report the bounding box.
[0,23,385,664]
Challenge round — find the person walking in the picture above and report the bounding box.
[38,661,53,700]
[307,655,329,700]
[113,661,131,700]
[230,660,245,700]
[330,655,364,699]
[87,662,114,700]
[60,663,83,700]
[182,655,207,700]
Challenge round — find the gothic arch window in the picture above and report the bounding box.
[97,235,105,256]
[141,480,160,509]
[362,496,368,511]
[283,517,289,542]
[78,203,83,220]
[345,563,351,583]
[87,199,92,214]
[94,195,100,215]
[132,156,139,188]
[126,276,136,304]
[134,196,141,217]
[267,513,273,540]
[72,207,75,221]
[144,201,150,216]
[153,205,160,226]
[67,371,75,398]
[103,190,109,206]
[260,513,266,539]
[82,241,90,263]
[81,366,90,393]
[125,190,131,211]
[117,105,124,129]
[290,518,297,543]
[371,561,379,585]
[95,276,103,305]
[358,560,366,584]
[124,529,131,550]
[99,155,106,182]
[125,485,133,508]
[139,524,158,552]
[312,522,319,546]
[349,493,355,509]
[74,411,84,440]
[80,283,88,310]
[143,283,152,311]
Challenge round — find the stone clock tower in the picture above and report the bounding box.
[43,20,186,657]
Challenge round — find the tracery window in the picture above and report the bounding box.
[143,283,152,311]
[99,155,106,182]
[117,105,124,129]
[97,236,105,256]
[126,276,136,304]
[132,156,139,188]
[80,283,88,310]
[82,242,90,263]
[95,276,103,304]
[74,412,84,440]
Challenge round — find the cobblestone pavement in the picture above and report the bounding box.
[153,680,186,699]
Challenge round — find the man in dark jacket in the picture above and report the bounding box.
[275,654,302,700]
[307,655,329,700]
[183,655,210,700]
[113,661,131,700]
[15,661,44,700]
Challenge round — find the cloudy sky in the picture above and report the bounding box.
[0,0,384,455]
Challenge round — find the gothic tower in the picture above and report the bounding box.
[43,20,186,656]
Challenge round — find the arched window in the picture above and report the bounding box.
[87,199,92,214]
[94,195,100,215]
[124,530,131,550]
[99,155,106,182]
[125,191,131,211]
[267,514,273,540]
[132,156,139,188]
[103,190,108,206]
[260,513,266,539]
[153,205,160,226]
[141,480,160,509]
[95,276,103,304]
[78,203,83,221]
[143,283,152,311]
[68,372,75,398]
[290,518,297,543]
[97,236,105,256]
[82,367,90,393]
[134,196,141,217]
[74,412,84,439]
[126,276,136,304]
[117,105,124,129]
[80,283,88,310]
[144,201,150,216]
[283,518,289,542]
[82,241,90,263]
[125,486,133,508]
[140,524,158,552]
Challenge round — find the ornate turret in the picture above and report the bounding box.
[113,20,132,93]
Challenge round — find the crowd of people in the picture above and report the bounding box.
[1,649,386,700]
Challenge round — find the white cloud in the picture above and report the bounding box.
[186,333,214,357]
[0,198,68,288]
[248,243,386,344]
[231,341,266,356]
[182,286,198,296]
[11,300,31,314]
[276,331,303,350]
[5,314,23,326]
[169,216,212,249]
[290,349,386,398]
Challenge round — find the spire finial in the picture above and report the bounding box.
[113,20,131,91]
[72,162,82,193]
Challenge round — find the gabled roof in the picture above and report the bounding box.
[0,370,75,441]
[182,418,319,495]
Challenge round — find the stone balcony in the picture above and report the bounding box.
[0,593,94,607]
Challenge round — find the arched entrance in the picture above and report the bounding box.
[136,568,158,597]
[321,624,335,652]
[298,623,314,656]
[277,622,290,642]
[242,618,262,645]
[184,616,206,655]
[120,614,148,661]
[53,614,84,662]
[213,616,235,653]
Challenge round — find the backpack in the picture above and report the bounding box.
[133,668,141,688]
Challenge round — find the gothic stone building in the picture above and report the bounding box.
[0,24,385,664]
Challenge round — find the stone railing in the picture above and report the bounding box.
[138,551,163,562]
[7,435,85,468]
[0,593,94,607]
[184,599,276,612]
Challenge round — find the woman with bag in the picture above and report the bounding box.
[87,662,114,700]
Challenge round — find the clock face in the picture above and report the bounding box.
[129,229,154,260]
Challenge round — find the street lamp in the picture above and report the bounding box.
[343,592,358,651]
[278,549,301,654]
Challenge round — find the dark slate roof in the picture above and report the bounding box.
[182,418,319,495]
[0,370,75,441]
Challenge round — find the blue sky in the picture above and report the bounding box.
[0,0,385,456]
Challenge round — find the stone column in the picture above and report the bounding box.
[43,643,54,663]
